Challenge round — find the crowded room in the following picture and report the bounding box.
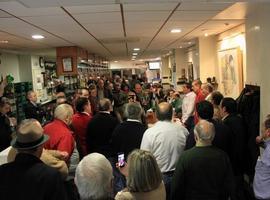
[0,0,270,200]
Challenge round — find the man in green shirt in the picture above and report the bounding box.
[171,120,235,200]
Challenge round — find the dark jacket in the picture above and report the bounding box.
[223,113,246,176]
[24,100,44,123]
[112,120,147,158]
[86,112,119,158]
[0,153,67,200]
[0,113,12,152]
[171,146,235,200]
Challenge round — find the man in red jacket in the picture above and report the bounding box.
[192,79,206,124]
[44,104,75,162]
[72,97,92,157]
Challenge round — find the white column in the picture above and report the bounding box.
[246,3,270,123]
[175,48,186,80]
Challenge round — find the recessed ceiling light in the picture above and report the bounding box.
[0,40,8,43]
[132,53,138,55]
[188,42,192,45]
[139,59,144,62]
[179,46,183,48]
[132,59,135,61]
[133,48,140,51]
[32,35,45,39]
[204,33,209,37]
[170,28,181,33]
[114,60,118,63]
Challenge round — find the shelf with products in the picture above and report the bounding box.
[43,61,57,97]
[13,82,33,123]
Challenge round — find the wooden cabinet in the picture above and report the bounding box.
[56,46,88,76]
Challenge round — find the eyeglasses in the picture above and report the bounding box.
[128,95,136,100]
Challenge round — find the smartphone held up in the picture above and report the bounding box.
[118,153,125,168]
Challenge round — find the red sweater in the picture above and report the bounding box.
[43,119,75,160]
[72,112,92,156]
[194,89,206,124]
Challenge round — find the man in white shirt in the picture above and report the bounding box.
[201,83,214,102]
[181,82,196,131]
[140,102,188,197]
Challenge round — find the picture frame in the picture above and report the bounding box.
[218,47,243,99]
[62,57,73,72]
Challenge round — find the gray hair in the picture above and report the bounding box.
[75,153,113,200]
[99,98,111,112]
[202,83,214,93]
[54,104,73,121]
[124,102,142,120]
[194,120,215,142]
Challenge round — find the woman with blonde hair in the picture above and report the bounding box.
[115,149,166,200]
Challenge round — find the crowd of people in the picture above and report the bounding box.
[0,74,269,200]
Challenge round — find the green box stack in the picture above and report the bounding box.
[14,82,33,122]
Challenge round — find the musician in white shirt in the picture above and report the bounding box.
[181,82,196,125]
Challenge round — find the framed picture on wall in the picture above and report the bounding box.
[62,57,73,72]
[218,47,243,98]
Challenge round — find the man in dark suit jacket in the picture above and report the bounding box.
[24,90,44,123]
[0,119,66,200]
[112,102,147,158]
[220,97,247,200]
[86,98,118,158]
[185,100,232,158]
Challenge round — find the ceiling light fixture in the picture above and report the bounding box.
[204,33,209,37]
[179,46,183,48]
[188,42,192,45]
[132,53,138,55]
[170,28,182,33]
[133,48,140,51]
[0,40,8,43]
[114,61,118,63]
[32,35,45,39]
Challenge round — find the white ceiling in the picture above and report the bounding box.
[0,0,265,61]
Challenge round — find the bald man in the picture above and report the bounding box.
[171,120,235,199]
[44,104,75,161]
[140,102,188,196]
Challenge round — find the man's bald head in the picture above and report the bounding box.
[156,102,173,121]
[194,120,215,144]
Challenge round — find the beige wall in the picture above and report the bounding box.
[199,36,218,83]
[0,53,20,82]
[175,48,186,80]
[186,40,200,80]
[18,55,32,82]
[161,56,170,84]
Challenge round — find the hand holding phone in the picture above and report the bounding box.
[118,153,125,168]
